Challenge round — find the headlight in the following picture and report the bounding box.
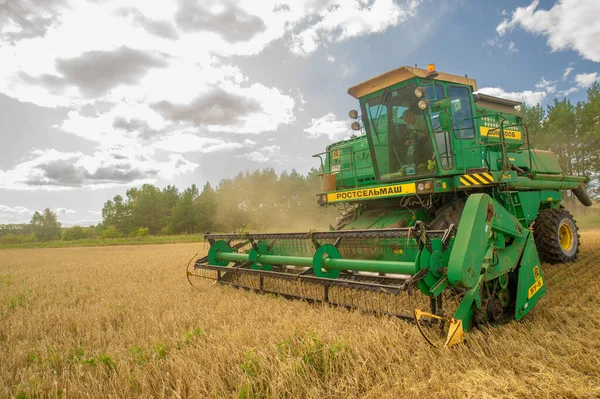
[418,99,429,110]
[349,109,358,119]
[414,87,426,98]
[416,180,434,194]
[351,121,361,131]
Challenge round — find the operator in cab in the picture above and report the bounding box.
[398,108,434,175]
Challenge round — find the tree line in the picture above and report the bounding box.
[521,82,600,199]
[0,168,335,243]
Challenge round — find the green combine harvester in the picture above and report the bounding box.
[187,64,592,347]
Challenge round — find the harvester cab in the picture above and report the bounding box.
[188,64,592,348]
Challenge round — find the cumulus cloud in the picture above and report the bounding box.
[0,204,33,224]
[574,72,598,88]
[60,219,101,227]
[535,77,557,94]
[55,207,76,214]
[175,0,266,42]
[304,113,353,141]
[0,147,198,190]
[291,0,421,56]
[0,0,66,43]
[19,46,169,99]
[151,89,261,126]
[152,134,243,154]
[245,145,280,163]
[497,0,600,62]
[0,0,424,193]
[477,87,546,107]
[117,7,179,40]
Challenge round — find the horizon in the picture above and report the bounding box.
[1,0,599,226]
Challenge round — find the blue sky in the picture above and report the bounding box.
[0,0,598,225]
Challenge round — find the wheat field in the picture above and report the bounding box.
[1,232,599,398]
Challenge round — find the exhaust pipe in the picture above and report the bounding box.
[572,182,593,207]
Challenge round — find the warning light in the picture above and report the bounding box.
[427,63,439,79]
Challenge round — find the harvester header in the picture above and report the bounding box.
[188,64,591,347]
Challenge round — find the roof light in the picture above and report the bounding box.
[427,63,439,79]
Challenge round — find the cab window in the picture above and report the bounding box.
[448,86,475,139]
[426,84,453,169]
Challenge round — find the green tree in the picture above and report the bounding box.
[30,208,61,241]
[63,225,87,241]
[196,182,217,232]
[171,184,199,234]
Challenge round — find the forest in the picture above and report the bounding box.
[0,83,598,243]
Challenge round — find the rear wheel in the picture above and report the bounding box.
[533,209,579,264]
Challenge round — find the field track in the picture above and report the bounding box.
[1,232,599,398]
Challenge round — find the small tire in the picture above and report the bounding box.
[533,209,580,264]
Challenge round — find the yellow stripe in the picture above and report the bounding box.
[483,172,493,181]
[472,174,491,184]
[464,175,480,185]
[459,177,471,186]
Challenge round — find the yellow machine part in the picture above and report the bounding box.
[414,309,464,348]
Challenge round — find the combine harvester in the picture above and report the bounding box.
[187,64,592,347]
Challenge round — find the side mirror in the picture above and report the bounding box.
[430,98,451,113]
[439,111,453,132]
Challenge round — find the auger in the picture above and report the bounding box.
[187,64,592,347]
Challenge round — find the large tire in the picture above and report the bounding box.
[533,209,580,264]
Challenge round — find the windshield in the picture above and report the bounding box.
[363,85,438,181]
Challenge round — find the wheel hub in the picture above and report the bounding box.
[558,222,573,251]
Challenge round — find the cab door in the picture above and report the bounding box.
[448,86,482,172]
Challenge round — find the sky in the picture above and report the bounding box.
[0,0,599,226]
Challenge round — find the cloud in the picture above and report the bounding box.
[507,41,518,54]
[560,87,579,96]
[0,0,66,43]
[61,219,101,227]
[244,145,280,163]
[151,88,261,126]
[0,204,33,224]
[0,147,198,190]
[112,117,160,140]
[574,72,598,88]
[535,77,556,93]
[483,37,502,48]
[562,67,574,80]
[55,207,76,214]
[117,7,179,40]
[291,0,422,55]
[327,55,336,63]
[497,0,600,62]
[21,46,169,98]
[152,134,243,154]
[175,0,266,42]
[304,113,353,141]
[477,87,547,107]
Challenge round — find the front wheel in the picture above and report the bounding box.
[533,209,580,264]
